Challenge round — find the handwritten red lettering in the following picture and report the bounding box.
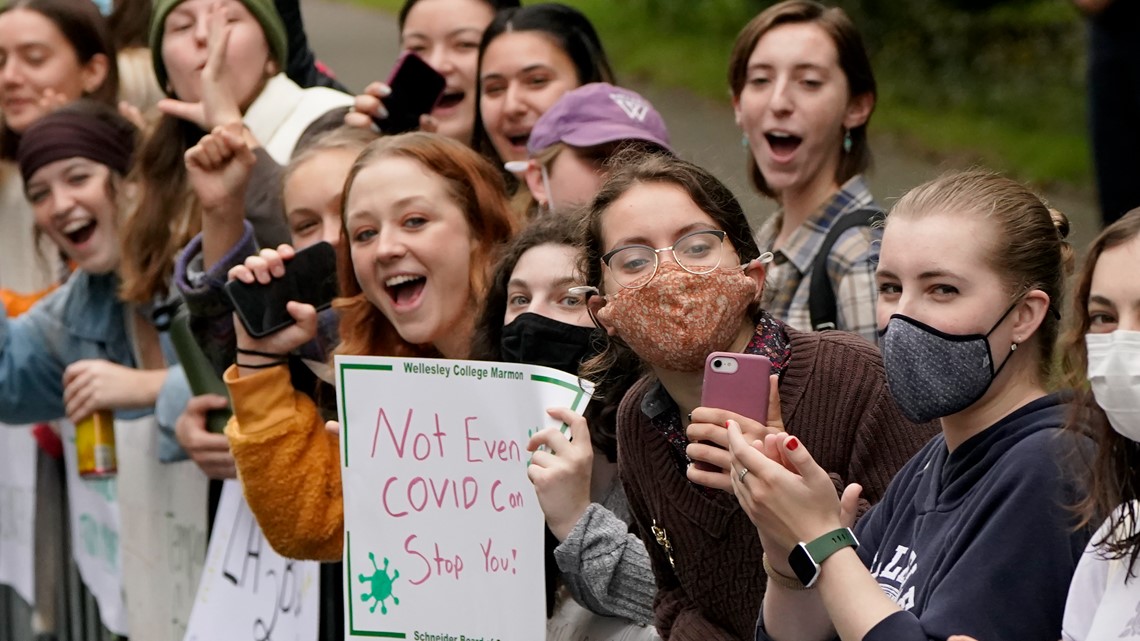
[462,477,479,509]
[464,416,481,463]
[402,534,464,585]
[382,477,408,518]
[482,438,522,462]
[404,534,430,585]
[382,476,483,516]
[373,408,413,459]
[490,480,524,512]
[407,477,428,512]
[490,480,505,513]
[373,408,447,460]
[466,417,523,464]
[480,538,517,575]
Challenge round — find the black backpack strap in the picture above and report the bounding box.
[808,208,883,331]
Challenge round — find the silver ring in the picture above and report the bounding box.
[738,467,749,483]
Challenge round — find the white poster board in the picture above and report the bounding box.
[183,480,320,641]
[337,356,592,640]
[117,416,209,641]
[62,420,129,636]
[0,424,37,605]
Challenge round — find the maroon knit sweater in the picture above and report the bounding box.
[617,327,939,640]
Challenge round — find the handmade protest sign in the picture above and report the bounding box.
[117,416,208,641]
[337,356,592,641]
[62,420,128,636]
[0,424,37,605]
[183,480,320,641]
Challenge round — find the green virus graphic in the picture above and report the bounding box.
[359,552,400,615]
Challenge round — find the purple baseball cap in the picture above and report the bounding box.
[526,83,673,157]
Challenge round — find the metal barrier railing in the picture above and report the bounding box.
[1,455,341,641]
[0,452,117,641]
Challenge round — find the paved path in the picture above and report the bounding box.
[303,0,1099,249]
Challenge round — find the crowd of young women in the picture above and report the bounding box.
[1,1,1137,641]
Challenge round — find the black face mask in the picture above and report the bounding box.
[500,313,601,376]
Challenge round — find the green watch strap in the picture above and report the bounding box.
[804,527,859,565]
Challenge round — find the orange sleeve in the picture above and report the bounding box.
[0,285,57,317]
[224,364,343,561]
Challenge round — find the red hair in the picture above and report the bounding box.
[333,132,521,358]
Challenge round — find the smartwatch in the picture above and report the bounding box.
[787,527,859,588]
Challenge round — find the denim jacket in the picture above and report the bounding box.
[0,269,184,428]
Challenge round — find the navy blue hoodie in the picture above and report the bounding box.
[758,393,1092,641]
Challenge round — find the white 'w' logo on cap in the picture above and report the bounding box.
[609,93,649,122]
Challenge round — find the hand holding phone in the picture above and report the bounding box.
[225,242,338,339]
[371,52,446,135]
[690,353,772,474]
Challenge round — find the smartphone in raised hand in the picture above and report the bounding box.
[372,52,446,135]
[224,242,338,338]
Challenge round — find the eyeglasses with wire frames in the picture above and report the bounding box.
[601,229,729,289]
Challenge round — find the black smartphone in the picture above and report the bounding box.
[224,242,338,338]
[373,52,446,135]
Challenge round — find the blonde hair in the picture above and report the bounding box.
[888,170,1075,382]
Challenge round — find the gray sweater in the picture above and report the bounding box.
[553,474,657,626]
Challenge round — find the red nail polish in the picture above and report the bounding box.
[725,421,731,428]
[787,437,800,451]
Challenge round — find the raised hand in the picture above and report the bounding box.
[343,81,439,134]
[184,122,256,214]
[343,81,392,130]
[526,407,594,540]
[228,244,320,371]
[157,3,243,131]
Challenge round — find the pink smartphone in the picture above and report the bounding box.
[691,353,771,473]
[701,352,771,424]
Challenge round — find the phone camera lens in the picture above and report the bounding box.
[713,359,722,368]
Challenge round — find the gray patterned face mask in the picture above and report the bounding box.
[879,305,1017,424]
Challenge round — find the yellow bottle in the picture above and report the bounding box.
[76,410,116,478]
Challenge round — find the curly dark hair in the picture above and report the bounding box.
[471,211,638,463]
[578,149,762,401]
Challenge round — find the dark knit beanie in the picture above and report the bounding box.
[148,0,288,96]
[18,105,137,184]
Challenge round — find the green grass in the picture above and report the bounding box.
[351,0,1091,189]
[874,96,1091,187]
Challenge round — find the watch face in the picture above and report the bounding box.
[788,544,820,588]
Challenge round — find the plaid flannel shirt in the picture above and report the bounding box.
[754,175,881,344]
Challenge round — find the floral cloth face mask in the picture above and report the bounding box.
[595,261,758,372]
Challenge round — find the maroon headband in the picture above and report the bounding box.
[17,111,135,185]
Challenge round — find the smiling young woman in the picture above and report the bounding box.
[729,0,881,343]
[0,0,118,304]
[469,3,615,182]
[0,101,184,431]
[218,132,519,561]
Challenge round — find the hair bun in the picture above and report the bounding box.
[1048,207,1076,275]
[1049,207,1071,240]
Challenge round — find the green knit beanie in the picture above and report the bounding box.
[149,0,289,96]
